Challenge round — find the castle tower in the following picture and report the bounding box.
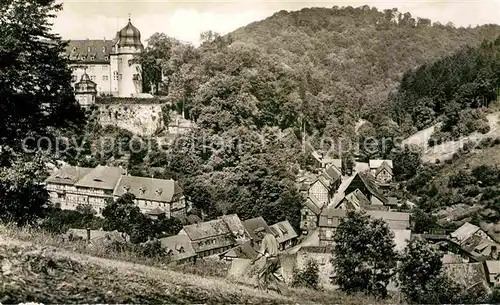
[110,17,143,97]
[74,68,97,107]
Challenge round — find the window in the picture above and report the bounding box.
[90,75,96,81]
[101,65,107,70]
[118,74,122,80]
[71,75,77,82]
[90,56,95,60]
[87,46,91,52]
[113,71,118,80]
[102,75,108,81]
[72,47,76,52]
[102,46,106,53]
[327,218,333,225]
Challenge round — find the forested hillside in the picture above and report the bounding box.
[124,6,500,227]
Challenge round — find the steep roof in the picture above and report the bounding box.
[270,220,298,244]
[64,39,115,63]
[45,166,93,186]
[219,214,250,241]
[242,217,272,242]
[335,189,371,209]
[181,219,231,241]
[369,159,394,169]
[159,235,197,261]
[486,260,500,275]
[74,165,125,190]
[322,158,342,170]
[357,172,389,205]
[375,161,393,176]
[304,196,323,215]
[113,175,183,203]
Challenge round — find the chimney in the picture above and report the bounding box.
[86,228,91,244]
[492,245,498,260]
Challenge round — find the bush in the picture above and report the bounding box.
[133,239,167,258]
[292,259,320,290]
[448,169,476,188]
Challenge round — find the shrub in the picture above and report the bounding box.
[292,259,320,290]
[133,239,167,258]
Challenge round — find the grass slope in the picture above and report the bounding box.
[0,228,382,304]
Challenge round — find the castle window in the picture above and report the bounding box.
[101,65,107,70]
[102,75,108,81]
[113,71,118,80]
[118,74,122,80]
[90,75,96,81]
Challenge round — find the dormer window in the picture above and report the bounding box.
[123,185,130,192]
[93,178,103,182]
[90,56,95,60]
[87,46,91,52]
[102,46,106,53]
[72,47,76,52]
[155,189,163,196]
[104,56,109,60]
[139,187,145,194]
[80,55,86,61]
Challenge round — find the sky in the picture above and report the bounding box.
[52,0,500,46]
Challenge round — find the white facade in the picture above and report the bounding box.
[65,19,144,99]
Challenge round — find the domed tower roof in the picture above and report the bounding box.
[75,69,97,94]
[117,18,143,49]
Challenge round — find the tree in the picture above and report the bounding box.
[0,156,49,226]
[102,193,154,244]
[392,145,422,181]
[0,0,85,154]
[397,237,487,304]
[411,208,438,233]
[332,210,397,298]
[292,259,320,290]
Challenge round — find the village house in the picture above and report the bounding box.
[344,172,390,207]
[218,214,251,245]
[448,222,500,261]
[45,166,93,210]
[369,159,394,183]
[242,216,273,249]
[296,165,342,234]
[159,234,197,265]
[318,208,411,250]
[269,220,299,250]
[113,175,187,218]
[178,219,236,258]
[485,260,500,287]
[73,165,125,214]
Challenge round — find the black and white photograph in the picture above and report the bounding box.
[1,0,500,303]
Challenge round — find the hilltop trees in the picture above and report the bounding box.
[332,211,397,298]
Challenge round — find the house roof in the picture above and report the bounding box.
[220,241,258,260]
[336,189,371,209]
[369,160,394,169]
[322,158,342,170]
[304,195,325,215]
[451,222,481,244]
[375,161,393,176]
[269,220,298,244]
[354,161,370,173]
[159,235,197,261]
[486,260,500,275]
[113,175,183,203]
[74,165,125,190]
[242,217,272,242]
[319,208,410,229]
[442,262,487,289]
[321,165,342,184]
[64,39,115,63]
[45,166,93,186]
[181,219,231,241]
[357,172,389,205]
[219,214,250,240]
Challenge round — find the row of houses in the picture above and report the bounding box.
[158,215,299,265]
[45,165,188,218]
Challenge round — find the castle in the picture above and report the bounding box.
[64,18,144,100]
